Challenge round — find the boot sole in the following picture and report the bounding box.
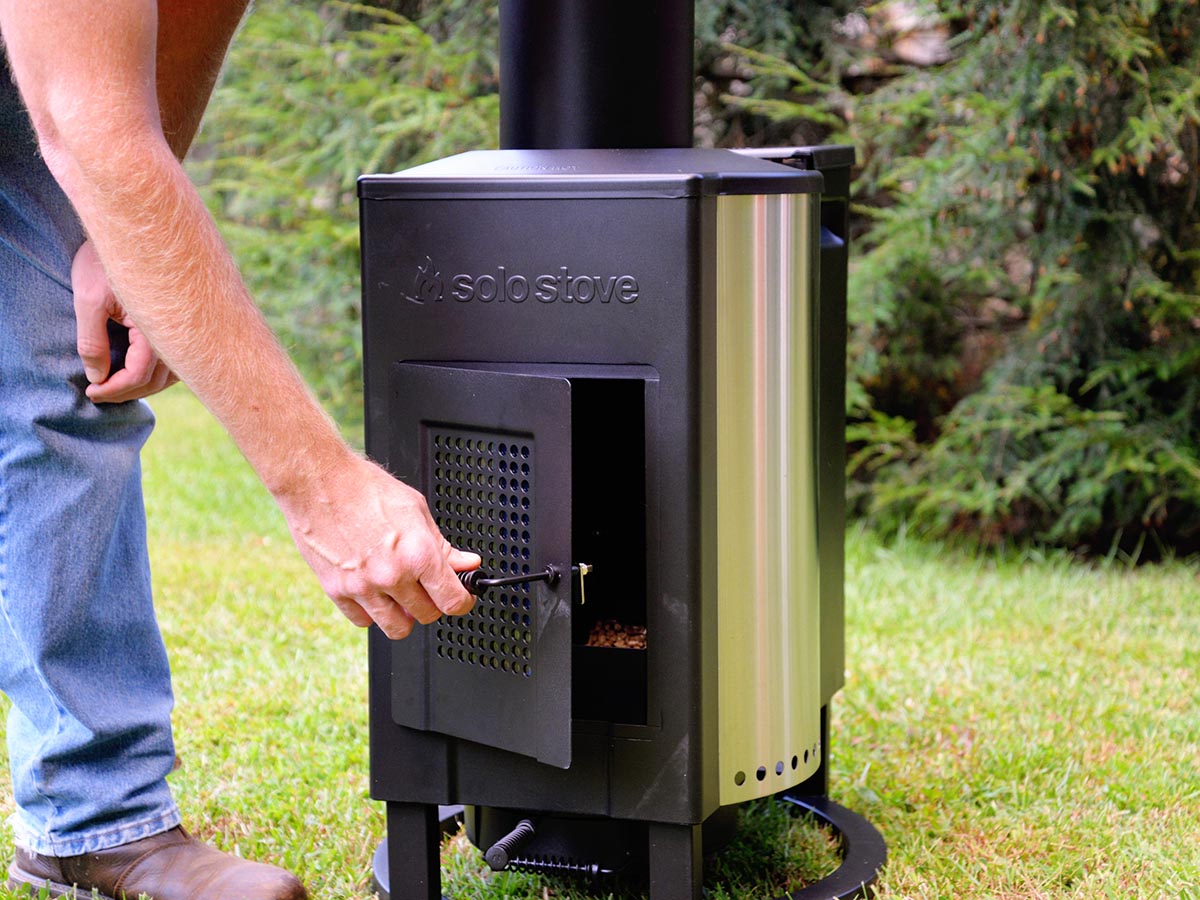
[7,862,116,900]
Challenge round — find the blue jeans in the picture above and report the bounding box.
[0,72,181,855]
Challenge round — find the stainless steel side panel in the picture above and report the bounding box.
[715,192,822,805]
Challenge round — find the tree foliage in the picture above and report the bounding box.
[693,0,857,146]
[746,1,1200,554]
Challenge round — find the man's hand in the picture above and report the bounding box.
[72,240,178,403]
[278,454,481,640]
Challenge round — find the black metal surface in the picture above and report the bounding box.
[811,150,853,711]
[370,805,463,900]
[357,148,823,200]
[648,822,703,900]
[361,180,715,823]
[386,363,574,768]
[731,144,857,173]
[499,0,693,150]
[790,706,831,798]
[779,794,887,900]
[377,803,441,900]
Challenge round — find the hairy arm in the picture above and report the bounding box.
[71,0,249,403]
[0,0,477,637]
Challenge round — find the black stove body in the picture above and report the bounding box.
[359,143,855,899]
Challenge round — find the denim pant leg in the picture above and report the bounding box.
[0,90,181,856]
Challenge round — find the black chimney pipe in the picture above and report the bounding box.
[499,0,695,149]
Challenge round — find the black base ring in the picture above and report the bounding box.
[776,792,887,900]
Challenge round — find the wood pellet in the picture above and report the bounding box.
[586,619,647,650]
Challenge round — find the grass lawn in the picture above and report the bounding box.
[1,386,1198,898]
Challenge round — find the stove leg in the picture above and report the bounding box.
[648,822,702,900]
[386,801,441,900]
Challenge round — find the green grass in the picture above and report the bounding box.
[841,534,1200,898]
[1,387,1199,898]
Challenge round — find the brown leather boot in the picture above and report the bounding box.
[6,826,308,900]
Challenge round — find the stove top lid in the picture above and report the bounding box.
[358,148,823,200]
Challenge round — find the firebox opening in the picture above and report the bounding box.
[570,377,647,726]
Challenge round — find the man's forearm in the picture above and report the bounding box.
[0,0,479,637]
[54,131,350,494]
[3,0,347,502]
[66,0,249,404]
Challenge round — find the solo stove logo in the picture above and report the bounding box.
[407,256,445,304]
[403,255,640,305]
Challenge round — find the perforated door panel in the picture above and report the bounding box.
[386,363,573,768]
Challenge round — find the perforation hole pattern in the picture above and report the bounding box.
[428,428,535,677]
[732,742,821,790]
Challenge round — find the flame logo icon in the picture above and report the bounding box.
[404,256,443,304]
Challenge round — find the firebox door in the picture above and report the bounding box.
[383,362,652,770]
[385,362,572,767]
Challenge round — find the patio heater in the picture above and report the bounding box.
[359,1,886,898]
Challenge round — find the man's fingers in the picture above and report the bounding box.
[391,584,443,626]
[420,543,477,617]
[335,585,443,639]
[357,594,417,640]
[332,597,373,628]
[378,523,477,621]
[341,539,473,638]
[447,545,483,573]
[85,322,177,403]
[74,298,113,385]
[71,240,116,384]
[116,323,154,380]
[283,458,484,640]
[86,359,176,403]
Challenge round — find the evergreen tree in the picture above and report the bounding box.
[824,1,1200,555]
